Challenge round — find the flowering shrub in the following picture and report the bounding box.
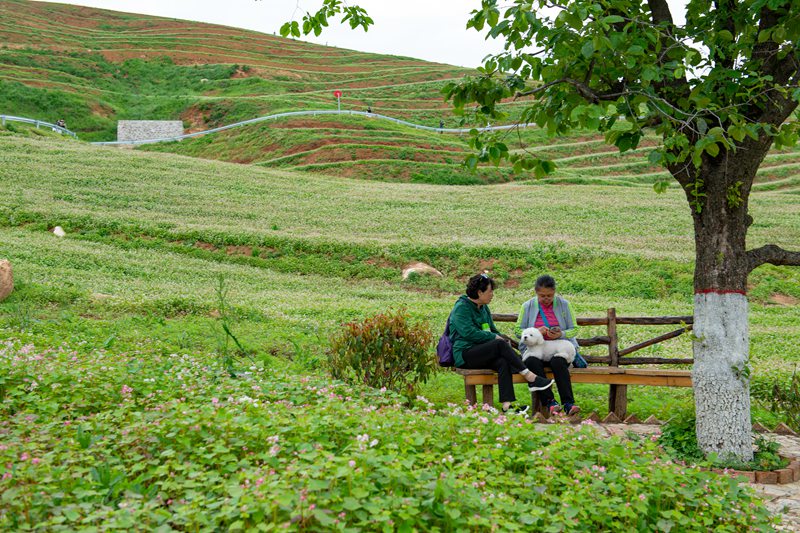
[328,308,435,398]
[0,340,776,531]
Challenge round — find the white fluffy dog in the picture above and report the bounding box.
[519,327,576,364]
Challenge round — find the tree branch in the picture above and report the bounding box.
[515,78,608,103]
[647,0,673,25]
[747,244,800,272]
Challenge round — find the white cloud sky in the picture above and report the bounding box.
[34,1,686,68]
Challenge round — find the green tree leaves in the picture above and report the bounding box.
[278,0,373,38]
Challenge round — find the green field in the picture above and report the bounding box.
[1,1,799,529]
[0,128,792,530]
[2,131,799,414]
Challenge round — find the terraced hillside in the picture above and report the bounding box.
[0,0,517,182]
[3,0,800,190]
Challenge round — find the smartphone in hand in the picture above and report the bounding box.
[549,326,561,335]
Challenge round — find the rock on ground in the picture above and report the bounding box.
[0,259,12,302]
[402,262,442,279]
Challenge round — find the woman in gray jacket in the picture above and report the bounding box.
[516,275,581,416]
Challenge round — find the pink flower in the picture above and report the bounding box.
[20,453,29,461]
[121,385,133,396]
[349,460,356,468]
[639,494,646,501]
[31,458,40,465]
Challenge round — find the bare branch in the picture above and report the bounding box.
[747,244,800,272]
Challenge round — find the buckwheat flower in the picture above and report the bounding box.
[211,397,220,405]
[31,458,40,465]
[121,384,133,395]
[20,453,29,461]
[631,472,642,479]
[2,472,11,480]
[639,494,646,501]
[349,460,356,468]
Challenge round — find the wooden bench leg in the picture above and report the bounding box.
[531,391,546,417]
[465,383,477,405]
[481,385,493,407]
[609,384,628,419]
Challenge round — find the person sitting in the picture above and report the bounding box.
[516,275,581,416]
[450,273,554,414]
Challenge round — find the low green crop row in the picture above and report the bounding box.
[0,340,776,531]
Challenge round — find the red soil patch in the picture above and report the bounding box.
[195,242,217,251]
[503,269,526,289]
[477,259,498,274]
[366,257,396,268]
[300,147,456,165]
[273,120,368,130]
[90,101,114,118]
[770,293,799,306]
[181,106,211,133]
[230,66,253,79]
[226,245,253,256]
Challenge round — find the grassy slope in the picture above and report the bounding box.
[1,132,798,422]
[7,0,799,189]
[0,0,488,182]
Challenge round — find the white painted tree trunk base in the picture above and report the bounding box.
[692,292,753,461]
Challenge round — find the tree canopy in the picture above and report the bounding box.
[282,0,800,460]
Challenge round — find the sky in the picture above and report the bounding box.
[36,1,687,68]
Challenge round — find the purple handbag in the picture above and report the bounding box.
[436,316,454,367]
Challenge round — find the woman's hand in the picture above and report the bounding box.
[537,326,549,336]
[544,328,561,340]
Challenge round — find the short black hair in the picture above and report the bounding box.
[534,274,556,291]
[466,273,495,299]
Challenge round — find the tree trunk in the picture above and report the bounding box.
[685,153,763,462]
[693,292,752,460]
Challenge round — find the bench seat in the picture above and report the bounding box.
[453,367,692,415]
[454,367,692,387]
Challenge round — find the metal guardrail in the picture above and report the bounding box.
[90,110,537,146]
[0,114,77,138]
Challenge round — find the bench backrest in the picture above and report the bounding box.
[492,308,694,367]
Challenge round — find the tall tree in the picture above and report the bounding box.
[287,0,800,460]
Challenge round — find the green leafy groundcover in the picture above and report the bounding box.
[0,340,774,531]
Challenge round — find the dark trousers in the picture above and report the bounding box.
[462,338,526,403]
[523,356,574,406]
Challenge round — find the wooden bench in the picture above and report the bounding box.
[453,308,694,418]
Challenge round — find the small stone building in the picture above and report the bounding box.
[117,121,183,142]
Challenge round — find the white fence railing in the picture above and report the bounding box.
[90,110,536,146]
[0,115,77,137]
